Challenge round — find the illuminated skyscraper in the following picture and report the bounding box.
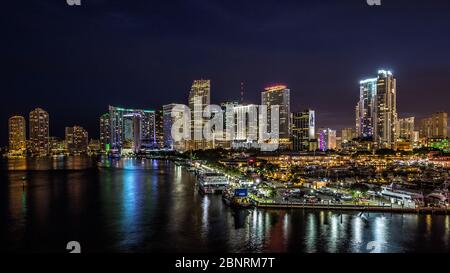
[374,70,397,149]
[99,113,110,153]
[109,106,156,154]
[357,78,377,138]
[397,117,415,141]
[65,126,88,154]
[8,115,26,155]
[261,85,291,148]
[317,128,336,151]
[232,104,259,149]
[155,109,164,149]
[188,79,211,150]
[357,70,397,149]
[291,110,315,151]
[29,108,49,156]
[163,103,184,150]
[355,102,361,137]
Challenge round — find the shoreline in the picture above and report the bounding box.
[256,202,450,215]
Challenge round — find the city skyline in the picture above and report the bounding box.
[2,1,450,146]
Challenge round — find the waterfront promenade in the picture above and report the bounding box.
[256,202,450,215]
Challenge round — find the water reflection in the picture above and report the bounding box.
[1,157,450,253]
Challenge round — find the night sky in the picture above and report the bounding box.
[1,0,450,146]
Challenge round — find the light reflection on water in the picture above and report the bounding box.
[1,157,450,253]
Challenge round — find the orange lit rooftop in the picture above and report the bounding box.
[264,85,288,92]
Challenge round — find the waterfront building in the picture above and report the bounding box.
[8,115,26,156]
[397,117,415,141]
[155,109,164,149]
[232,104,260,150]
[261,85,291,149]
[396,117,415,151]
[88,139,101,155]
[65,126,88,154]
[374,70,398,149]
[356,70,397,149]
[218,101,240,149]
[357,78,377,139]
[187,79,211,150]
[317,128,336,151]
[163,103,185,150]
[109,106,156,154]
[291,110,315,152]
[419,112,448,139]
[49,137,66,155]
[99,113,110,153]
[29,108,50,156]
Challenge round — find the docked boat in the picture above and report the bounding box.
[198,172,229,194]
[222,188,254,208]
[381,183,423,205]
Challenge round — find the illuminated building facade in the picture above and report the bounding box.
[65,126,89,154]
[341,128,356,143]
[357,78,377,138]
[291,110,315,151]
[29,108,49,156]
[317,128,336,151]
[8,115,26,156]
[109,106,156,154]
[374,70,397,149]
[188,79,211,150]
[99,113,110,153]
[261,85,291,148]
[419,112,448,139]
[356,70,398,149]
[163,103,184,150]
[232,104,259,149]
[397,117,415,141]
[155,109,164,149]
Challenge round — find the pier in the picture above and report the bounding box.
[256,202,450,215]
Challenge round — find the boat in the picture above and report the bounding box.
[426,180,449,206]
[231,196,254,209]
[198,172,229,194]
[381,183,423,204]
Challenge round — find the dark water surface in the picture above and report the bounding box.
[1,157,449,253]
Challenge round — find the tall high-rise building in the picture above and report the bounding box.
[419,112,448,139]
[291,110,315,151]
[317,128,336,151]
[163,103,185,150]
[188,79,211,150]
[155,109,164,149]
[99,113,110,153]
[374,70,397,149]
[356,70,397,149]
[232,104,259,149]
[8,115,26,155]
[357,78,377,138]
[355,102,361,137]
[397,117,415,141]
[29,108,49,156]
[65,126,88,154]
[109,106,156,153]
[341,128,356,143]
[261,85,291,148]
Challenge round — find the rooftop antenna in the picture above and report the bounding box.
[240,82,245,104]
